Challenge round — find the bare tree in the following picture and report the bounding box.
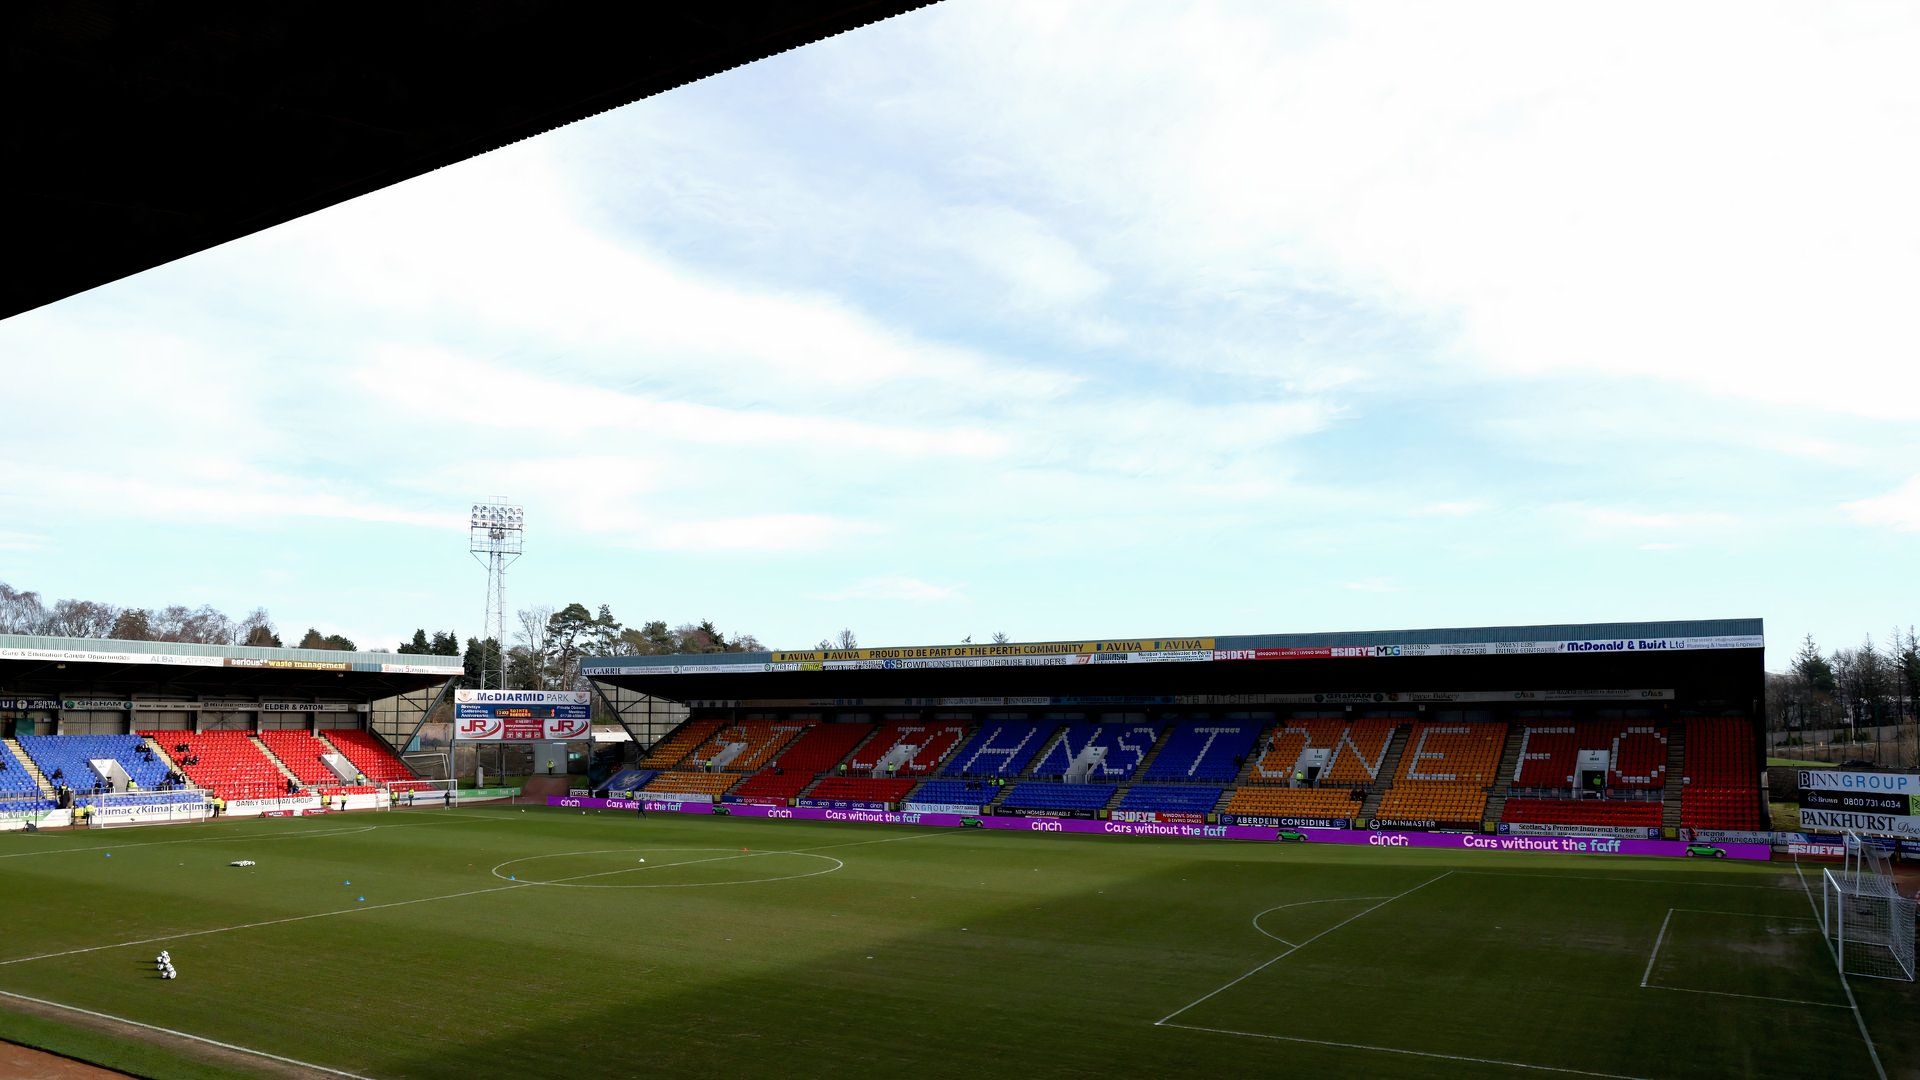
[0,582,47,634]
[110,607,154,640]
[991,631,1011,645]
[43,598,121,638]
[815,628,858,651]
[515,605,554,689]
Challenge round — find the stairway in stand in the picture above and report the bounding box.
[1358,724,1412,821]
[3,738,56,798]
[249,735,304,789]
[1020,728,1069,779]
[1482,725,1530,825]
[1661,722,1686,830]
[1231,723,1282,786]
[144,738,185,778]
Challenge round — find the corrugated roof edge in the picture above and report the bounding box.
[0,632,464,671]
[587,617,1765,670]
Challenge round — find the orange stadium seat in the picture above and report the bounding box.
[641,771,742,799]
[1374,722,1505,824]
[639,718,725,768]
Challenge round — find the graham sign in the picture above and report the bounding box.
[452,690,591,742]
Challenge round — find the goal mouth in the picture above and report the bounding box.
[1814,834,1916,983]
[85,788,213,829]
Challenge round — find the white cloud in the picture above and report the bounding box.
[1558,505,1738,533]
[1341,577,1403,593]
[0,531,46,552]
[1416,500,1490,517]
[1842,476,1920,532]
[815,575,965,602]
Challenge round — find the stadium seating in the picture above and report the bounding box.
[905,779,996,807]
[0,740,46,807]
[688,722,808,772]
[1373,722,1506,824]
[804,776,916,804]
[941,723,1056,778]
[848,723,969,775]
[1220,785,1362,821]
[320,730,433,792]
[1000,781,1115,813]
[1029,723,1161,780]
[1511,722,1669,790]
[17,735,174,794]
[1679,717,1764,828]
[727,725,876,802]
[258,731,341,786]
[1500,797,1661,828]
[639,718,725,768]
[1114,784,1222,815]
[140,730,290,801]
[641,771,742,799]
[1140,722,1260,782]
[1247,719,1399,785]
[771,723,872,774]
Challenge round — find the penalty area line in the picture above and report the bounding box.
[1158,1021,1649,1079]
[0,987,373,1079]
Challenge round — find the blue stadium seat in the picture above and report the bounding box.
[941,723,1055,778]
[0,740,41,799]
[1028,724,1161,780]
[999,781,1116,812]
[18,735,175,794]
[1115,785,1223,813]
[907,779,995,805]
[1140,723,1260,783]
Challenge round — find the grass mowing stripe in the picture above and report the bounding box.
[1156,870,1453,1026]
[1793,856,1886,1080]
[1159,1021,1651,1079]
[0,986,374,1079]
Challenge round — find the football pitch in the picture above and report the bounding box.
[0,806,1912,1079]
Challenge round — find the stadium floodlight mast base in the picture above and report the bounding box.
[468,499,524,692]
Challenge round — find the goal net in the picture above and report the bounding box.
[1816,834,1915,982]
[383,778,462,809]
[87,789,213,829]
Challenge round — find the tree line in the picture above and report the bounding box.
[1768,628,1920,731]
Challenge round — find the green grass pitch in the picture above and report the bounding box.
[0,806,1912,1078]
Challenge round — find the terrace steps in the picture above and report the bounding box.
[1661,723,1686,829]
[1132,727,1174,778]
[1020,728,1069,779]
[1358,725,1412,821]
[250,735,305,788]
[1231,724,1280,786]
[1482,725,1530,824]
[144,738,185,777]
[3,738,56,798]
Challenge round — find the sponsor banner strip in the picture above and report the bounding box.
[1798,807,1920,838]
[1800,790,1912,815]
[544,799,1769,860]
[1498,822,1662,839]
[1796,769,1917,794]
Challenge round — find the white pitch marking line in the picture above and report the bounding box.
[1639,909,1673,988]
[1667,908,1817,921]
[1158,1021,1649,1079]
[1,822,957,967]
[1454,869,1798,892]
[1156,871,1453,1026]
[0,986,374,1079]
[1641,983,1851,1010]
[1250,896,1392,946]
[1794,855,1886,1080]
[0,810,508,862]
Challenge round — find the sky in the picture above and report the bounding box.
[0,0,1916,670]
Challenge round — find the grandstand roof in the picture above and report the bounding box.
[0,633,460,700]
[3,0,929,318]
[584,618,1766,705]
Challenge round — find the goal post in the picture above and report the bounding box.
[382,778,462,809]
[1815,834,1915,983]
[86,788,213,829]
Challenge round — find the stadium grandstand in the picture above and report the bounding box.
[0,632,461,825]
[585,619,1768,837]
